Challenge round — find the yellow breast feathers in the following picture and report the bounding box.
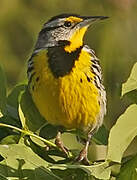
[29,48,100,130]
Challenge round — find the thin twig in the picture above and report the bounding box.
[0,123,57,148]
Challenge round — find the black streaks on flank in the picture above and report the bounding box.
[36,77,40,82]
[27,66,34,73]
[92,59,100,65]
[32,85,35,91]
[27,53,38,75]
[87,76,91,82]
[30,51,38,59]
[80,78,83,83]
[30,76,40,92]
[29,72,36,84]
[91,66,102,84]
[92,64,100,73]
[96,73,102,84]
[94,78,100,89]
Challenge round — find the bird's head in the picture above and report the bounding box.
[35,14,108,52]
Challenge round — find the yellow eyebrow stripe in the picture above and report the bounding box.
[66,16,83,23]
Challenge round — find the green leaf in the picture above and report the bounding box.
[0,115,21,128]
[0,127,10,142]
[0,116,21,142]
[93,125,109,145]
[122,62,137,96]
[40,124,62,140]
[7,84,26,110]
[122,89,137,105]
[18,104,26,129]
[6,84,26,121]
[6,104,19,120]
[117,154,137,180]
[85,162,111,179]
[19,88,46,132]
[0,65,7,115]
[0,144,61,180]
[26,137,57,164]
[0,135,20,145]
[0,112,3,118]
[0,161,9,180]
[50,161,111,180]
[52,168,90,180]
[107,104,137,163]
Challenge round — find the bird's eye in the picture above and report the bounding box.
[64,21,72,27]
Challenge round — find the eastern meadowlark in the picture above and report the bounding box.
[27,14,107,164]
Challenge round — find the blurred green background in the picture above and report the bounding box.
[0,0,137,133]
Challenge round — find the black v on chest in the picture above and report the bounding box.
[47,43,83,78]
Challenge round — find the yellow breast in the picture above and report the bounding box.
[29,49,100,130]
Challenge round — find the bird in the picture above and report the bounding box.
[27,13,107,165]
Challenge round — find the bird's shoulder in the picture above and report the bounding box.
[27,49,49,80]
[83,44,101,73]
[83,45,95,54]
[82,45,97,59]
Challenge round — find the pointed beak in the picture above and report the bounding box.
[79,16,109,28]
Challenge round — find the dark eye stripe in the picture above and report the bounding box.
[40,25,63,34]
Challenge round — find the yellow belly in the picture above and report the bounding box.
[29,49,100,130]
